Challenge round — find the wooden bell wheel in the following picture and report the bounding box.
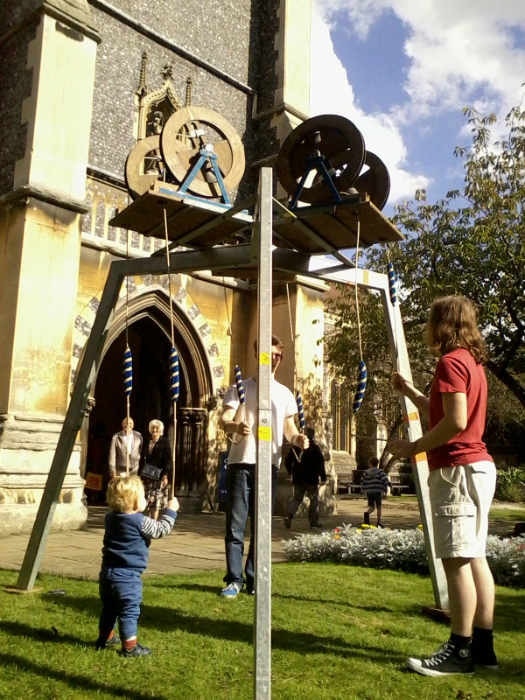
[161,107,245,198]
[277,115,365,204]
[125,135,164,201]
[352,151,390,211]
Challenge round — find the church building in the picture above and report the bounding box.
[0,0,353,536]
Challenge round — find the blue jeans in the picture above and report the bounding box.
[224,464,278,590]
[99,568,142,640]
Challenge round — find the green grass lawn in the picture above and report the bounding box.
[489,508,525,522]
[0,565,523,700]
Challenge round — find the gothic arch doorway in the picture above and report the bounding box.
[84,292,212,500]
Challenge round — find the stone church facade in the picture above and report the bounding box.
[0,0,358,536]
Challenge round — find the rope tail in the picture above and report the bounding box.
[352,215,367,413]
[286,282,305,460]
[294,389,306,461]
[223,278,246,443]
[163,207,179,498]
[387,251,400,372]
[123,345,133,477]
[228,363,246,445]
[124,230,132,477]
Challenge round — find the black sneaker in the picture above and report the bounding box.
[310,522,324,529]
[406,641,474,676]
[122,642,151,658]
[471,643,498,670]
[96,634,121,650]
[284,515,292,529]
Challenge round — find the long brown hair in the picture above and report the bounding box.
[427,296,488,364]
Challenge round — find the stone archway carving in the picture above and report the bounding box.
[71,279,225,399]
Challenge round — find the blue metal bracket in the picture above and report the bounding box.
[290,152,342,210]
[178,147,231,205]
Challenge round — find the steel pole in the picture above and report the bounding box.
[254,168,273,700]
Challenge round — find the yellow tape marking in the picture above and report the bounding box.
[402,411,419,423]
[258,426,272,442]
[414,452,427,463]
[363,270,369,285]
[260,352,270,365]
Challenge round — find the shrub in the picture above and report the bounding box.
[495,466,525,503]
[283,525,525,588]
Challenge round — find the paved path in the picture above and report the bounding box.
[0,497,518,584]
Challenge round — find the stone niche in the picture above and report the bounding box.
[0,414,87,537]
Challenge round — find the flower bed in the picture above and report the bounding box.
[283,524,525,588]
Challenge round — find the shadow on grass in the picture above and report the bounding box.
[0,620,87,646]
[44,595,405,663]
[147,581,421,617]
[495,590,525,633]
[0,652,170,700]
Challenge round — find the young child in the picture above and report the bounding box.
[360,457,391,527]
[96,475,179,657]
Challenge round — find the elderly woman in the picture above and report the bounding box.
[139,419,173,520]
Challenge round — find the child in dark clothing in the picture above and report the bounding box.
[96,475,178,657]
[361,457,391,527]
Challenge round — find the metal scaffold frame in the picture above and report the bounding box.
[14,168,448,700]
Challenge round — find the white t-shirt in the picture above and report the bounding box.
[223,377,297,466]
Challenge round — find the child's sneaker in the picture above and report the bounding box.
[96,634,121,650]
[406,640,474,676]
[122,642,151,658]
[220,582,243,598]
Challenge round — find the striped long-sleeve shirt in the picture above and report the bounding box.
[360,467,391,495]
[101,509,177,573]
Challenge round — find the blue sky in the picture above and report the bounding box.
[310,0,525,217]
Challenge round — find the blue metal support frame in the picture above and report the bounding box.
[289,153,342,210]
[178,148,231,205]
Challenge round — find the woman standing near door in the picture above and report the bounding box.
[139,419,173,520]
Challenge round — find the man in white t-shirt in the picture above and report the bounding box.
[219,335,309,598]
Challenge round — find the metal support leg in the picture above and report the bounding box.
[381,289,449,609]
[254,167,273,700]
[16,265,124,590]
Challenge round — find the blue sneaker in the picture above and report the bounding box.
[122,642,151,658]
[220,582,243,598]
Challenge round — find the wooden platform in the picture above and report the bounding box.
[109,182,252,248]
[110,184,402,260]
[273,195,403,256]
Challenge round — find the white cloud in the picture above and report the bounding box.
[310,7,430,203]
[310,0,525,202]
[315,0,525,121]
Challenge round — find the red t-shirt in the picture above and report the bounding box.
[428,348,493,471]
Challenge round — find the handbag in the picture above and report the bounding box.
[141,463,162,481]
